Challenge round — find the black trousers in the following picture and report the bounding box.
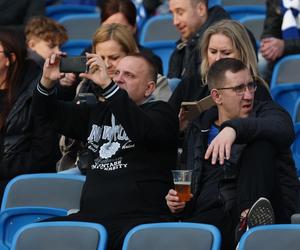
[185,140,281,250]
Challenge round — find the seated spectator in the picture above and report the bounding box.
[25,16,68,68]
[25,16,76,101]
[166,58,299,250]
[91,0,163,75]
[0,0,45,32]
[0,28,57,201]
[57,23,140,171]
[32,52,179,250]
[168,20,271,131]
[167,0,230,79]
[260,0,300,82]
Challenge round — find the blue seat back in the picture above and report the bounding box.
[61,39,92,55]
[0,207,67,250]
[1,174,86,211]
[239,14,265,46]
[122,222,221,250]
[11,221,107,250]
[139,14,180,44]
[142,41,176,76]
[224,5,266,21]
[58,13,100,40]
[238,224,300,250]
[46,4,98,20]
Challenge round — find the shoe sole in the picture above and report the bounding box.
[247,197,275,229]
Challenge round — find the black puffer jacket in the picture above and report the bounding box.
[0,59,57,180]
[261,0,300,55]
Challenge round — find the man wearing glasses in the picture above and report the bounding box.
[166,58,299,250]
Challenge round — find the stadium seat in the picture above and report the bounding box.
[142,41,176,75]
[240,14,265,46]
[1,173,85,211]
[0,207,67,250]
[11,221,107,250]
[46,4,99,20]
[122,222,221,250]
[238,224,300,250]
[61,39,92,55]
[224,5,266,21]
[139,14,180,45]
[270,54,300,116]
[221,0,266,6]
[58,13,100,40]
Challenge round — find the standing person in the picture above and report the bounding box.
[0,28,57,201]
[168,20,270,131]
[166,58,299,250]
[32,52,179,250]
[167,0,230,79]
[0,0,45,32]
[260,0,300,82]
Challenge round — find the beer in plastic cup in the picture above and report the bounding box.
[171,170,192,202]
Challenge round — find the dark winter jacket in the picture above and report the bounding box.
[184,100,299,219]
[0,59,57,180]
[167,6,230,79]
[0,0,45,32]
[261,0,300,55]
[33,81,179,219]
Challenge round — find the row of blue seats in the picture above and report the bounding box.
[1,173,300,250]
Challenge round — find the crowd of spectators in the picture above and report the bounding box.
[0,0,300,249]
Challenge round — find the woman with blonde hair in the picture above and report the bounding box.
[168,19,271,119]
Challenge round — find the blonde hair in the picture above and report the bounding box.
[92,23,139,54]
[200,19,265,86]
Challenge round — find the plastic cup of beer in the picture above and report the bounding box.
[172,170,192,202]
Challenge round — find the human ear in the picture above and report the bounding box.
[27,39,36,49]
[144,81,155,97]
[210,89,222,105]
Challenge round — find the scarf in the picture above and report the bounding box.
[281,0,300,39]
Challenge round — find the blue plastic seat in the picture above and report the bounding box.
[46,4,99,20]
[224,5,266,21]
[0,207,67,250]
[270,55,300,116]
[1,173,86,211]
[11,221,107,250]
[139,14,180,45]
[58,13,100,40]
[61,39,92,56]
[142,41,176,76]
[122,222,221,250]
[240,14,266,46]
[238,224,300,250]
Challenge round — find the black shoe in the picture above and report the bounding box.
[235,197,275,243]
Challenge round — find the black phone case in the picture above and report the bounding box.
[60,56,87,73]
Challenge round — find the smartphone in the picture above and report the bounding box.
[60,56,88,73]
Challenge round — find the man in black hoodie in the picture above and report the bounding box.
[33,52,179,250]
[168,0,230,79]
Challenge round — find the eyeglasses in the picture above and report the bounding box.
[216,81,257,96]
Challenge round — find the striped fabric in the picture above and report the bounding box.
[281,0,300,39]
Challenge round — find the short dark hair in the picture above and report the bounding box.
[207,58,248,90]
[99,0,137,27]
[127,52,158,83]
